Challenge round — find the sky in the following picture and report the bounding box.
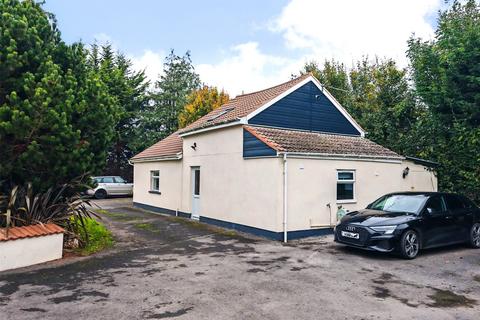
[44,0,448,96]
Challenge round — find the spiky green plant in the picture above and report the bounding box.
[0,179,98,243]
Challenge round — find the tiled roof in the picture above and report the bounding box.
[132,132,183,160]
[244,125,403,159]
[0,223,64,242]
[179,73,312,134]
[133,74,312,160]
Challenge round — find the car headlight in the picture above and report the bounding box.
[370,225,397,235]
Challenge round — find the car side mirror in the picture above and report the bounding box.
[424,207,433,215]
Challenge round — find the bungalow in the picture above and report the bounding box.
[131,74,437,241]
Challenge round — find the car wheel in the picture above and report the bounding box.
[400,230,420,259]
[470,223,480,248]
[94,189,107,199]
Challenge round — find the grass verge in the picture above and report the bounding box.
[75,218,114,255]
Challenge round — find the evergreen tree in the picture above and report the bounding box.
[92,45,149,180]
[138,50,200,148]
[0,0,117,190]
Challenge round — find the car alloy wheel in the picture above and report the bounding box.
[95,189,107,199]
[401,230,419,259]
[470,223,480,248]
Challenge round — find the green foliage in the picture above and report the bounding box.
[90,44,150,180]
[300,58,419,155]
[178,85,229,128]
[0,0,118,190]
[300,1,480,201]
[301,60,352,108]
[0,178,98,246]
[408,0,480,201]
[137,50,200,148]
[73,217,113,255]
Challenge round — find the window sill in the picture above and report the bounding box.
[336,199,356,204]
[149,190,161,195]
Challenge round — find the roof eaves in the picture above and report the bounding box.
[179,118,245,137]
[280,152,404,161]
[130,153,183,163]
[405,156,439,168]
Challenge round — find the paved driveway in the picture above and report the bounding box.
[1,198,479,319]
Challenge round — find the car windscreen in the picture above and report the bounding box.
[369,194,428,214]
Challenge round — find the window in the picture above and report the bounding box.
[194,169,200,196]
[150,170,160,192]
[370,194,428,215]
[102,177,114,183]
[207,107,234,122]
[444,194,464,211]
[459,195,477,209]
[114,176,125,183]
[424,196,446,215]
[337,170,355,201]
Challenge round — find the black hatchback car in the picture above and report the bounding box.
[334,192,480,259]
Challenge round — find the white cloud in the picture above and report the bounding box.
[196,42,304,96]
[130,50,165,85]
[272,0,442,66]
[92,33,118,49]
[195,0,444,96]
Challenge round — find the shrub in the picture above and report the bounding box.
[0,178,98,246]
[72,217,114,255]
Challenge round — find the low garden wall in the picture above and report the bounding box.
[0,224,64,272]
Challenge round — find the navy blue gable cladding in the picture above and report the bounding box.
[243,129,277,158]
[249,81,361,136]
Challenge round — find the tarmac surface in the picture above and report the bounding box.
[1,198,479,319]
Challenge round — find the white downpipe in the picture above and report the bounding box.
[283,153,288,243]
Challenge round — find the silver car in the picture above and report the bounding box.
[86,176,133,199]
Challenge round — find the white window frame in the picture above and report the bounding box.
[336,170,356,203]
[150,170,160,193]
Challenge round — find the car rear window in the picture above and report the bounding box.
[459,195,477,209]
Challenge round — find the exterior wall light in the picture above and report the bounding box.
[402,167,410,179]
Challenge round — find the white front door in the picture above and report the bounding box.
[191,167,200,220]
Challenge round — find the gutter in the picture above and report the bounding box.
[282,153,288,243]
[129,153,183,164]
[179,118,247,137]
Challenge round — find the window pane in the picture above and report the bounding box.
[194,170,200,196]
[370,194,427,214]
[337,183,353,200]
[338,171,354,180]
[459,195,476,209]
[103,177,114,183]
[150,171,159,191]
[445,195,464,211]
[114,177,125,183]
[152,178,159,191]
[425,196,445,214]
